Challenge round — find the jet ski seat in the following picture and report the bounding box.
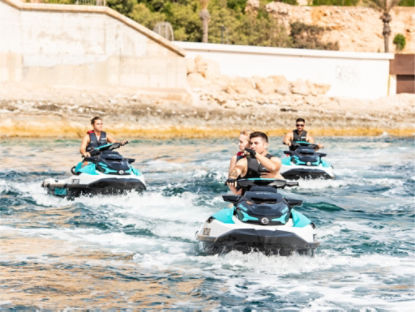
[101,151,123,161]
[248,185,278,193]
[244,191,283,204]
[297,148,315,155]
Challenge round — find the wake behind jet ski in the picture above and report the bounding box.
[196,178,319,256]
[42,142,146,198]
[280,141,334,180]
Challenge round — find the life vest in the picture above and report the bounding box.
[243,153,273,179]
[86,130,107,151]
[291,130,308,151]
[236,151,245,162]
[293,129,307,143]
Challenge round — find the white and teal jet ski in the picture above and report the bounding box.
[280,141,334,180]
[42,142,146,198]
[196,179,319,256]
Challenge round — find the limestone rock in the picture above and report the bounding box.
[310,83,330,96]
[224,77,256,95]
[254,76,275,94]
[272,75,291,95]
[194,56,221,80]
[187,73,207,88]
[263,2,415,53]
[186,58,195,74]
[291,79,310,96]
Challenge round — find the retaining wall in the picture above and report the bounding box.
[175,41,395,99]
[0,0,187,90]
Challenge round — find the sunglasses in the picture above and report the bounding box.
[296,124,305,127]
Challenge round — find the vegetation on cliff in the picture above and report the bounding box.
[104,0,338,49]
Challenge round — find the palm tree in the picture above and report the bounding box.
[365,0,400,52]
[200,0,210,43]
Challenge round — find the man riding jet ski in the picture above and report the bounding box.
[280,141,334,180]
[42,116,146,197]
[227,131,283,195]
[42,141,146,198]
[196,178,319,256]
[281,118,334,179]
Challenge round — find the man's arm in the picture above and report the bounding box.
[227,158,247,195]
[307,133,323,149]
[306,133,315,144]
[256,153,280,173]
[107,134,127,145]
[107,134,116,143]
[80,135,90,157]
[270,157,283,178]
[283,132,293,146]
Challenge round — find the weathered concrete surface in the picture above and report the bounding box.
[0,0,188,95]
[176,42,394,99]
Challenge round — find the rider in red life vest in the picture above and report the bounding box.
[80,116,126,158]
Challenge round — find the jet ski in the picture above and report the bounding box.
[280,141,334,180]
[42,142,146,198]
[196,178,319,256]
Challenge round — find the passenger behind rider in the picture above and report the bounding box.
[80,116,126,158]
[283,118,323,150]
[228,130,251,176]
[227,131,283,195]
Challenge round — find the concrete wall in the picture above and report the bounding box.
[175,41,394,99]
[0,0,187,89]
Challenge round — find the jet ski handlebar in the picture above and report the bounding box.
[85,141,129,157]
[227,178,298,189]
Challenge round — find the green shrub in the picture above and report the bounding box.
[107,0,135,16]
[290,21,339,50]
[102,0,339,50]
[393,34,406,51]
[399,0,415,6]
[281,0,298,4]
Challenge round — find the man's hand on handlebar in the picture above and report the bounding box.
[226,178,237,188]
[82,152,91,158]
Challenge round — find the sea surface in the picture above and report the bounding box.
[0,137,414,311]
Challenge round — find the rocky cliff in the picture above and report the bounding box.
[248,1,415,53]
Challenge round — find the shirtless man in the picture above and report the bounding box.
[227,131,283,194]
[283,118,323,150]
[80,116,126,158]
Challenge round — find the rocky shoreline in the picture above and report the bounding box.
[1,78,414,139]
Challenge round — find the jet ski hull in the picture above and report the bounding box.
[280,165,334,180]
[42,176,146,198]
[196,215,319,256]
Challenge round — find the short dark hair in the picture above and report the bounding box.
[296,118,305,123]
[250,131,268,143]
[91,116,102,125]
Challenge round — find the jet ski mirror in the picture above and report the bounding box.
[285,181,299,187]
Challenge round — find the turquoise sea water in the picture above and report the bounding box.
[0,137,414,310]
